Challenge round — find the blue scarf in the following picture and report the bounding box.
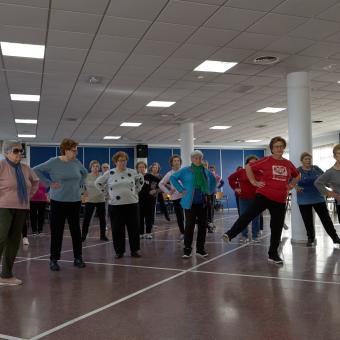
[6,158,28,204]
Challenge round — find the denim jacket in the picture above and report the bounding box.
[170,166,217,209]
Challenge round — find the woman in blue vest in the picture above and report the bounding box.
[170,150,216,258]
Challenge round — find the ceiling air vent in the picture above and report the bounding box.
[255,124,267,128]
[65,118,78,122]
[312,120,323,123]
[254,56,279,65]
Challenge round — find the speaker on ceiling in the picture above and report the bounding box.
[136,144,148,158]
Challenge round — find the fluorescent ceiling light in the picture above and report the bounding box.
[337,81,340,84]
[103,136,121,140]
[10,94,40,102]
[245,139,262,143]
[120,122,142,127]
[178,138,196,141]
[18,134,36,138]
[209,126,231,130]
[194,60,238,73]
[146,101,176,108]
[0,42,45,59]
[15,119,37,124]
[256,107,286,113]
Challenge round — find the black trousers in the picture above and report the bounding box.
[336,202,340,224]
[227,194,286,256]
[299,202,338,241]
[139,198,156,234]
[184,203,207,252]
[157,192,170,220]
[30,201,47,233]
[172,199,184,234]
[109,203,140,255]
[207,194,215,224]
[50,200,82,261]
[235,194,240,216]
[82,202,106,239]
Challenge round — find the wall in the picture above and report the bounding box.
[29,145,264,208]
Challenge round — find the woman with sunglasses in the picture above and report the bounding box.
[0,141,39,286]
[33,138,87,271]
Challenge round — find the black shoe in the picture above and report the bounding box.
[115,253,124,259]
[100,236,109,241]
[165,215,170,222]
[50,260,60,271]
[81,235,86,242]
[333,236,340,244]
[131,251,141,258]
[182,248,192,259]
[74,258,86,268]
[268,254,284,264]
[196,249,208,258]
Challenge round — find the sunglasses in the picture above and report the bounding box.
[12,148,24,154]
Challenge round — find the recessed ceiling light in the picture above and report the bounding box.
[209,126,231,130]
[194,60,238,73]
[0,42,45,59]
[18,134,36,138]
[146,101,176,108]
[245,139,262,143]
[256,107,286,113]
[177,138,196,141]
[120,122,142,127]
[103,136,121,140]
[15,119,37,124]
[10,94,40,102]
[337,81,340,84]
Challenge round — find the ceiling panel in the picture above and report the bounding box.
[187,27,239,46]
[51,0,109,14]
[225,0,284,11]
[47,30,94,49]
[227,32,278,50]
[0,25,45,44]
[265,36,315,54]
[157,1,219,26]
[205,6,264,31]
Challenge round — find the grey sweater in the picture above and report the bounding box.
[314,167,340,200]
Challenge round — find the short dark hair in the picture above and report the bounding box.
[300,152,312,162]
[136,161,147,170]
[269,136,287,153]
[60,138,78,155]
[169,155,182,166]
[245,155,258,164]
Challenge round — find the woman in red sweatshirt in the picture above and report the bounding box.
[223,137,300,264]
[228,155,260,242]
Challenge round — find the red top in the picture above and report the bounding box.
[250,156,299,203]
[30,181,48,202]
[228,168,259,199]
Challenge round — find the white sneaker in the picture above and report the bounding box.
[145,233,153,239]
[23,237,29,246]
[140,234,145,239]
[0,277,23,286]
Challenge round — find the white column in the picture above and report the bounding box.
[180,122,194,166]
[287,71,312,243]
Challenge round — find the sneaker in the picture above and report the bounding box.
[131,251,141,258]
[252,237,260,243]
[22,237,29,246]
[140,234,145,239]
[115,253,124,259]
[100,236,109,241]
[74,258,86,268]
[268,254,284,264]
[145,233,153,239]
[196,249,208,258]
[283,223,289,230]
[0,277,23,286]
[222,233,230,244]
[50,260,60,271]
[239,236,249,244]
[182,248,192,258]
[207,226,214,233]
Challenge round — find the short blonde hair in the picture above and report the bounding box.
[333,144,340,156]
[89,160,99,169]
[112,151,128,165]
[300,152,312,162]
[60,138,78,155]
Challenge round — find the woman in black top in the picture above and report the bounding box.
[136,162,160,239]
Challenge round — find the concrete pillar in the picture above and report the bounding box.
[180,122,194,167]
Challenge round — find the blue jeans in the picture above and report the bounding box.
[239,198,260,239]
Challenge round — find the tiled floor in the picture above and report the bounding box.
[1,210,340,340]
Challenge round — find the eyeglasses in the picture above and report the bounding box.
[117,159,127,162]
[12,148,24,154]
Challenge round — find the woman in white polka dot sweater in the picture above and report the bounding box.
[95,151,144,258]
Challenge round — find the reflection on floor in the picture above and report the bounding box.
[1,210,340,340]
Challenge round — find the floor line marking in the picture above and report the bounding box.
[193,270,340,285]
[33,258,185,272]
[0,334,26,340]
[29,236,259,340]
